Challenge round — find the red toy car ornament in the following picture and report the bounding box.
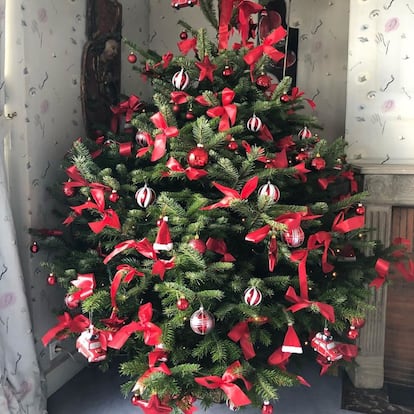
[311,329,343,362]
[76,326,107,363]
[171,0,198,9]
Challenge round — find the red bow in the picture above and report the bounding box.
[110,95,143,132]
[42,313,90,346]
[369,258,390,289]
[258,148,288,168]
[237,1,263,45]
[170,91,190,105]
[110,264,144,308]
[69,273,96,303]
[195,361,252,406]
[201,176,258,209]
[133,394,172,414]
[153,52,174,70]
[150,112,179,161]
[332,210,365,233]
[218,0,236,50]
[244,26,286,67]
[64,165,111,194]
[341,170,359,194]
[228,321,256,360]
[206,88,237,132]
[103,238,157,264]
[308,231,335,274]
[285,286,335,323]
[268,347,291,370]
[285,87,316,110]
[163,157,208,181]
[318,176,336,190]
[152,257,175,280]
[69,188,121,233]
[134,362,172,395]
[206,238,235,262]
[109,303,162,348]
[336,343,358,361]
[178,37,197,55]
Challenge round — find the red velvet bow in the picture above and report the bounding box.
[133,394,172,414]
[201,176,258,210]
[110,95,143,132]
[285,286,335,323]
[206,238,235,262]
[258,148,288,168]
[170,91,190,105]
[103,238,157,264]
[178,37,197,55]
[69,188,121,233]
[237,1,263,45]
[150,112,179,161]
[332,210,365,233]
[153,52,174,70]
[218,0,236,50]
[244,26,286,67]
[108,302,162,348]
[69,273,96,303]
[288,87,316,110]
[308,231,335,274]
[228,321,256,360]
[163,157,208,181]
[151,257,175,280]
[42,313,90,346]
[341,170,359,194]
[195,361,252,406]
[267,346,291,370]
[64,165,111,193]
[206,88,237,132]
[369,258,390,289]
[110,264,144,308]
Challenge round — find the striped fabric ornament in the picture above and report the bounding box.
[247,114,262,132]
[172,68,190,90]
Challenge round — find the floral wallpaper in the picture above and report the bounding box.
[346,0,414,163]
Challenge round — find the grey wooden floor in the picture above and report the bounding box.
[47,361,357,414]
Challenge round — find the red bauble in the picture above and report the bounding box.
[227,139,238,151]
[135,131,151,147]
[179,30,188,40]
[311,155,326,170]
[47,273,57,285]
[258,181,280,202]
[109,190,119,203]
[247,114,262,132]
[185,109,195,120]
[190,307,215,335]
[283,227,305,247]
[177,297,190,311]
[355,203,365,215]
[222,65,234,77]
[351,317,365,329]
[347,326,359,340]
[172,104,180,113]
[63,183,75,197]
[65,294,79,309]
[135,184,156,208]
[189,237,206,254]
[128,52,137,64]
[187,145,208,168]
[280,93,290,103]
[131,395,141,406]
[256,74,271,90]
[244,287,263,306]
[172,68,190,90]
[30,241,39,254]
[298,126,312,139]
[262,401,273,414]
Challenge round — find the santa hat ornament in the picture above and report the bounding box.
[282,324,303,354]
[153,216,173,251]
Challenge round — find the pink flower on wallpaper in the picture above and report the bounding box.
[0,292,16,309]
[37,8,47,23]
[40,99,49,114]
[382,99,395,112]
[384,17,399,32]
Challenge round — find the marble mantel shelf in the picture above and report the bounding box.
[350,160,414,175]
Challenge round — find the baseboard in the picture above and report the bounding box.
[45,351,87,397]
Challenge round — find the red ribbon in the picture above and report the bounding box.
[258,124,274,142]
[151,257,175,280]
[150,112,179,161]
[110,95,143,132]
[201,176,258,210]
[244,26,286,67]
[195,361,252,406]
[108,302,162,348]
[69,273,96,303]
[332,210,365,233]
[103,238,157,264]
[237,1,263,45]
[170,91,190,105]
[111,265,144,308]
[69,188,121,233]
[268,235,278,272]
[267,347,291,370]
[218,0,236,50]
[228,321,256,360]
[341,170,359,194]
[336,343,358,361]
[395,259,414,282]
[163,157,208,181]
[290,249,310,300]
[285,286,335,323]
[258,148,288,169]
[133,394,172,414]
[178,37,197,55]
[64,165,111,193]
[369,258,390,289]
[206,238,235,262]
[42,313,90,346]
[308,231,335,274]
[318,176,336,191]
[206,88,237,132]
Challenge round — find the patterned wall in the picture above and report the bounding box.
[346,0,414,163]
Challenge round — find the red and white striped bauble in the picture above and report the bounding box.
[190,307,215,335]
[226,399,240,411]
[135,131,151,147]
[298,126,312,139]
[283,226,305,247]
[258,181,280,202]
[172,68,190,90]
[244,287,263,306]
[247,114,262,132]
[135,184,156,208]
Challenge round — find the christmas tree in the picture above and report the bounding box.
[38,1,414,413]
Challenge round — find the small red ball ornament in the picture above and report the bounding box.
[187,144,208,168]
[280,93,290,103]
[109,190,119,203]
[30,241,39,254]
[131,395,141,406]
[185,109,195,120]
[256,74,271,90]
[311,154,326,170]
[244,287,263,306]
[135,184,156,208]
[179,30,188,40]
[172,104,180,113]
[351,317,365,329]
[47,273,57,285]
[65,294,79,309]
[258,181,280,202]
[355,203,365,215]
[227,139,238,151]
[190,307,215,335]
[189,237,207,254]
[177,297,190,311]
[262,401,273,414]
[172,68,190,90]
[347,326,359,340]
[222,65,234,77]
[247,114,262,132]
[283,227,305,248]
[135,131,151,147]
[127,52,137,64]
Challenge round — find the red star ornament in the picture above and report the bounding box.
[195,55,217,82]
[135,394,172,414]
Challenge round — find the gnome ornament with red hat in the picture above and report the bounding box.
[153,216,173,252]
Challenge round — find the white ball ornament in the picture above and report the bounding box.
[244,287,263,306]
[172,68,190,90]
[283,226,305,247]
[135,184,156,208]
[190,306,215,335]
[258,181,280,202]
[247,114,262,132]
